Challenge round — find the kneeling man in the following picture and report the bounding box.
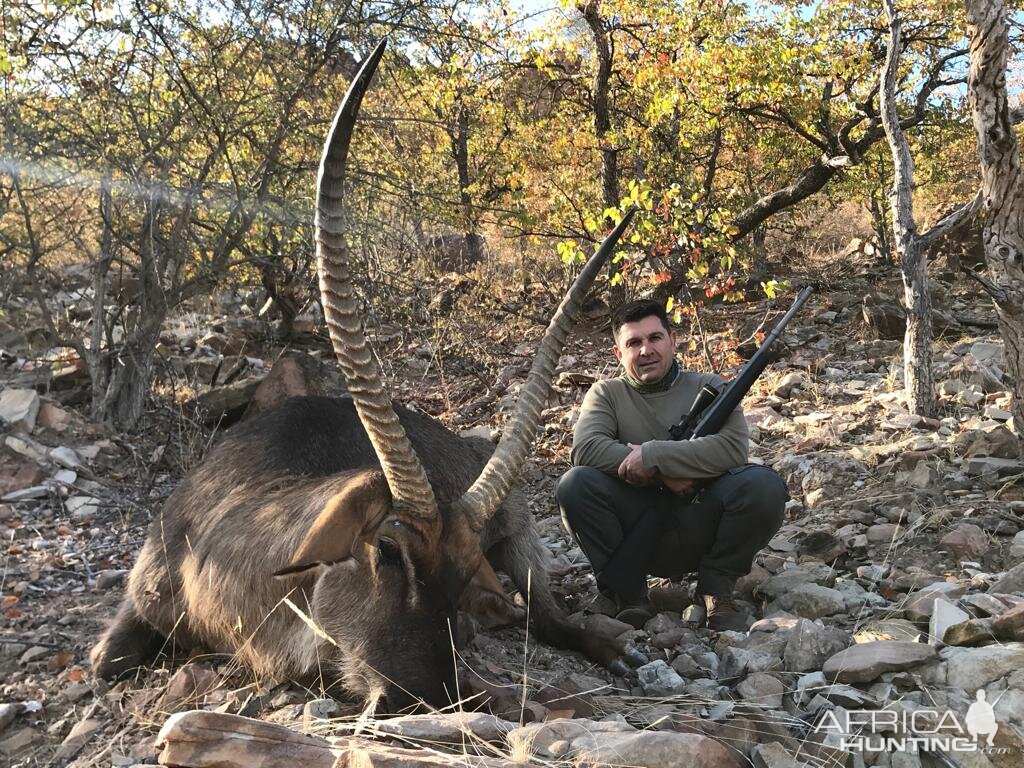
[557,299,789,631]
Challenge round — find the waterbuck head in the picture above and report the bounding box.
[287,38,634,711]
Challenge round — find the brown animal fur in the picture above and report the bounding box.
[91,397,615,708]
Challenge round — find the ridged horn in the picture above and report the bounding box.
[455,210,637,530]
[316,38,437,518]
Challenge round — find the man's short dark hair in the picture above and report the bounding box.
[611,299,671,338]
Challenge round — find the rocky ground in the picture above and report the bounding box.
[2,262,1024,768]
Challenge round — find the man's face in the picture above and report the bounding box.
[613,315,677,382]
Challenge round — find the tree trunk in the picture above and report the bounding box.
[880,0,936,416]
[93,321,162,430]
[966,0,1024,429]
[579,0,623,305]
[900,240,936,415]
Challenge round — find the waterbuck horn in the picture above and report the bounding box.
[455,210,637,530]
[316,39,438,520]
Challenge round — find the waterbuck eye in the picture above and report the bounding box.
[377,537,402,566]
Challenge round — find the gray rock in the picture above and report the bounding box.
[940,523,989,559]
[65,495,102,522]
[903,582,967,623]
[756,565,836,599]
[908,461,937,489]
[776,584,846,619]
[784,619,850,672]
[961,593,1010,617]
[95,569,127,590]
[645,612,682,635]
[1010,531,1024,560]
[4,435,48,463]
[822,640,937,683]
[821,684,880,709]
[577,729,740,768]
[49,446,84,470]
[0,727,41,757]
[929,598,970,646]
[751,741,804,768]
[866,523,900,543]
[0,703,16,734]
[965,457,1024,476]
[0,485,50,502]
[942,618,996,647]
[51,469,77,486]
[736,672,785,709]
[636,660,688,696]
[989,562,1024,594]
[941,643,1024,689]
[0,389,40,433]
[720,646,782,679]
[53,717,102,763]
[19,646,49,665]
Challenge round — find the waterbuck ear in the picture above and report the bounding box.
[459,558,526,629]
[274,470,390,577]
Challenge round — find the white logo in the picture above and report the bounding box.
[813,689,1009,754]
[965,689,998,747]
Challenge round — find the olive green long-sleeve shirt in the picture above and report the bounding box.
[570,370,748,479]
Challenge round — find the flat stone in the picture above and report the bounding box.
[0,485,50,502]
[736,673,785,710]
[941,643,1024,689]
[940,523,989,559]
[574,729,740,768]
[776,584,846,619]
[989,562,1024,594]
[0,389,39,433]
[822,640,937,683]
[961,593,1010,617]
[374,712,514,744]
[965,457,1024,476]
[929,598,970,646]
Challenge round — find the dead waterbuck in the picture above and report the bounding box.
[90,39,635,711]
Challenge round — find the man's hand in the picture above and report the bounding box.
[617,443,656,485]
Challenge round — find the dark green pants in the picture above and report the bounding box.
[555,464,788,601]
